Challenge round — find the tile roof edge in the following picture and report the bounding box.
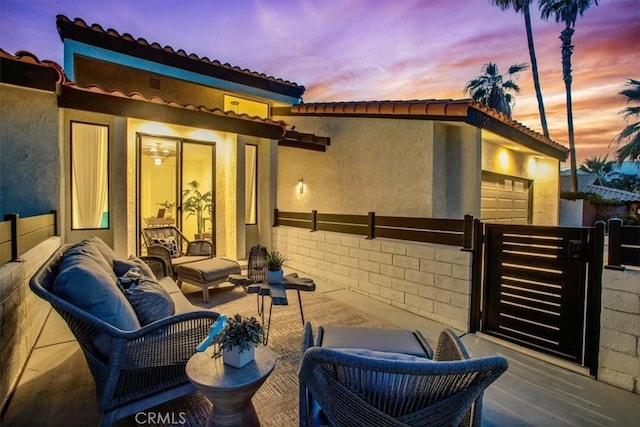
[56,15,305,92]
[0,49,67,83]
[289,99,568,155]
[60,81,288,133]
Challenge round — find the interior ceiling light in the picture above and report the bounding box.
[144,142,175,166]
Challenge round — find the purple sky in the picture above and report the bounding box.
[1,0,638,164]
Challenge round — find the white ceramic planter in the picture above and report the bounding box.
[266,269,284,284]
[223,345,255,368]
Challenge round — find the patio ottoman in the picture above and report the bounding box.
[176,258,241,303]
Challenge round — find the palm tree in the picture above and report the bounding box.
[492,0,550,138]
[579,155,614,179]
[614,78,640,164]
[539,0,599,193]
[464,62,529,118]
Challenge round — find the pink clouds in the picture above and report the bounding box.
[1,0,637,163]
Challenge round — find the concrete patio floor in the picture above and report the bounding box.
[2,276,639,427]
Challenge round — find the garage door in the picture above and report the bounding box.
[481,172,531,224]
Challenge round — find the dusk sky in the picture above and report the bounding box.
[1,0,638,164]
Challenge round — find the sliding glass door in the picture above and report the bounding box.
[138,135,215,252]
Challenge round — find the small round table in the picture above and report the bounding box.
[186,346,277,427]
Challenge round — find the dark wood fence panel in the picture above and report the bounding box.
[0,221,11,265]
[607,218,640,268]
[0,211,57,265]
[482,224,590,365]
[274,210,472,248]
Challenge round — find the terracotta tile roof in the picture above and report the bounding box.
[1,50,288,139]
[281,100,569,160]
[56,15,305,99]
[0,49,65,90]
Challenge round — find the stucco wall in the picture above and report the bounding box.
[481,140,560,225]
[0,237,60,411]
[273,226,473,331]
[273,116,438,217]
[0,84,60,218]
[599,267,640,394]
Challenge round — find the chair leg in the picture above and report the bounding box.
[297,290,305,325]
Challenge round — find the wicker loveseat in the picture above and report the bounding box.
[142,226,213,278]
[29,237,220,427]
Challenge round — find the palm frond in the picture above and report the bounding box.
[507,62,530,75]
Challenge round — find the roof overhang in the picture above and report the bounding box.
[275,100,569,161]
[278,130,331,152]
[56,15,305,100]
[58,83,287,140]
[0,50,61,91]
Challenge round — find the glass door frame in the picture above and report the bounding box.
[136,132,216,254]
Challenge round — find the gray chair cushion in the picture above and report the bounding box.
[318,326,430,358]
[113,256,157,280]
[54,256,140,331]
[123,277,175,326]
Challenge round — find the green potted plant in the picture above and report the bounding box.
[265,251,285,284]
[215,313,264,368]
[182,180,213,236]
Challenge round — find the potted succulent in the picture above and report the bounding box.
[265,251,285,284]
[215,313,265,368]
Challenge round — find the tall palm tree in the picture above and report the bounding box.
[492,0,550,138]
[614,78,640,164]
[539,0,599,193]
[464,62,529,118]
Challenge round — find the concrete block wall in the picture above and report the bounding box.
[273,226,473,331]
[599,267,640,394]
[0,237,60,411]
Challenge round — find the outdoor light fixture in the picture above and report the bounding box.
[298,178,304,194]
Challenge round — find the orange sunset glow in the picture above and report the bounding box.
[1,0,638,164]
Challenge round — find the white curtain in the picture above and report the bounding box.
[72,123,109,229]
[245,145,257,224]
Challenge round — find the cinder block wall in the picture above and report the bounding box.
[273,226,472,331]
[0,237,60,411]
[599,267,640,394]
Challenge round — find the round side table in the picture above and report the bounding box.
[186,346,277,427]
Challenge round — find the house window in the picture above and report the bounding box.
[245,145,257,225]
[71,122,109,229]
[224,95,269,118]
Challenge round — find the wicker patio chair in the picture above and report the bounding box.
[142,226,213,278]
[299,324,508,427]
[434,329,480,426]
[29,247,221,427]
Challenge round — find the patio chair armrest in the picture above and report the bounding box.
[117,311,221,368]
[186,240,213,257]
[139,255,168,279]
[434,329,470,361]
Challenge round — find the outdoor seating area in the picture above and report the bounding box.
[4,259,639,427]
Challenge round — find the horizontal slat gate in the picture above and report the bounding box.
[482,224,589,364]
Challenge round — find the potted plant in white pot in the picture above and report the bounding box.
[215,313,264,368]
[265,251,285,284]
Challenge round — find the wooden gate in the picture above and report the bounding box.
[480,223,603,369]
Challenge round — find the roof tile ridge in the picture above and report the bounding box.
[1,49,68,83]
[57,15,303,89]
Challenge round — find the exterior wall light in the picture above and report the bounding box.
[298,178,304,194]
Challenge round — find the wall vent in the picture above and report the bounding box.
[149,77,161,89]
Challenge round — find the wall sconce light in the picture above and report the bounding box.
[298,178,304,194]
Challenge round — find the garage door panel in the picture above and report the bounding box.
[481,172,531,224]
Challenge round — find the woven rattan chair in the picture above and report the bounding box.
[142,226,213,278]
[299,325,508,427]
[29,246,220,427]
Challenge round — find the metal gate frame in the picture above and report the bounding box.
[470,221,604,375]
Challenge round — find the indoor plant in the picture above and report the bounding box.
[182,180,213,235]
[265,251,285,284]
[215,313,264,368]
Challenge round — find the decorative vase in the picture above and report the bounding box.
[266,269,284,284]
[223,345,255,368]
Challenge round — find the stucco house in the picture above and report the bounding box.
[1,15,568,263]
